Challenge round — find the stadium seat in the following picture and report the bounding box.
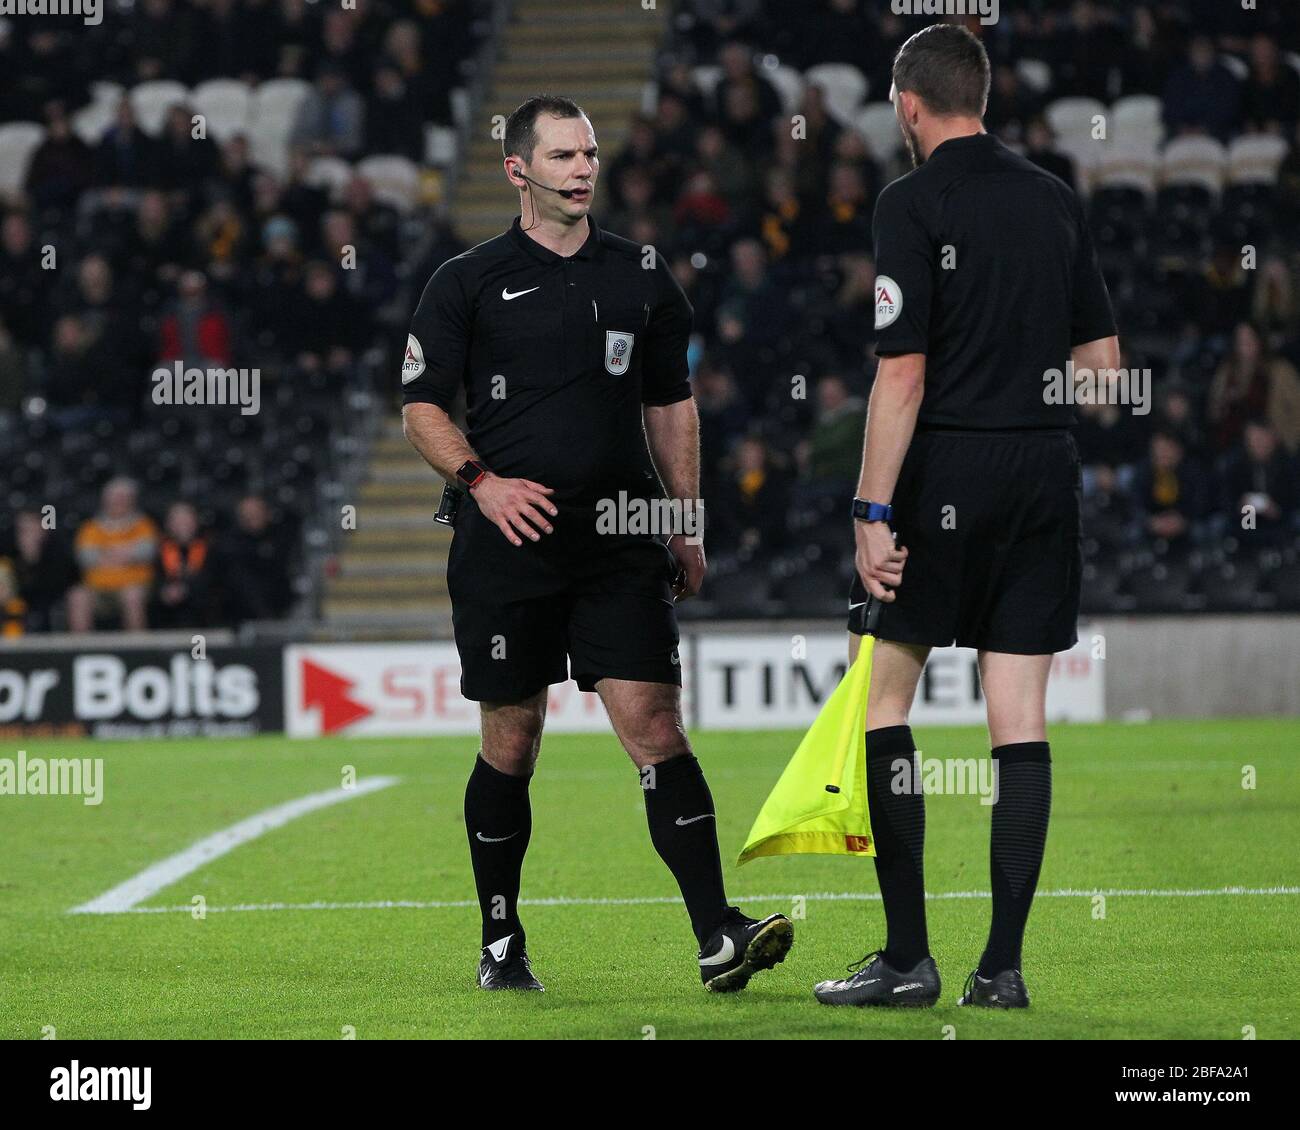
[1045,96,1107,142]
[1226,134,1288,186]
[1160,136,1227,200]
[129,79,191,136]
[72,101,115,144]
[1094,140,1159,200]
[1217,54,1248,81]
[805,63,868,126]
[1015,58,1052,94]
[192,79,253,142]
[424,124,458,167]
[1109,94,1164,147]
[0,122,45,194]
[251,77,313,127]
[691,65,723,100]
[765,63,806,116]
[356,155,422,214]
[1053,135,1101,195]
[854,102,903,160]
[305,156,354,200]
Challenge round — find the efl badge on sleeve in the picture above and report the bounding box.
[402,334,426,384]
[604,330,634,375]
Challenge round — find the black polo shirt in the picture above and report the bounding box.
[402,216,693,504]
[872,132,1116,429]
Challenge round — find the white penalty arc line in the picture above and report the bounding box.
[69,777,401,916]
[88,885,1300,917]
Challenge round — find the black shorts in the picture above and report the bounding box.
[447,502,682,702]
[848,428,1082,654]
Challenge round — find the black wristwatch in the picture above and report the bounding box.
[456,459,490,490]
[851,498,893,523]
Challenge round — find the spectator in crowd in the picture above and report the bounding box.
[152,502,215,629]
[94,99,159,190]
[1163,34,1243,141]
[1153,385,1209,461]
[25,101,95,218]
[1220,420,1298,546]
[693,359,750,497]
[292,63,365,159]
[1132,431,1212,552]
[713,435,789,554]
[0,212,49,348]
[1241,33,1300,134]
[365,63,426,161]
[45,315,127,430]
[213,495,294,625]
[116,190,190,298]
[158,270,234,369]
[68,478,159,632]
[1208,322,1300,453]
[0,561,25,638]
[5,510,79,632]
[280,259,361,378]
[154,104,222,194]
[800,372,866,483]
[1024,116,1077,192]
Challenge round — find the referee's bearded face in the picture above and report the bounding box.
[516,114,599,221]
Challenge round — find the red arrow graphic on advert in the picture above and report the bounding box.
[301,658,373,734]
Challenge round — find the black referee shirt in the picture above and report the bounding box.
[402,217,693,504]
[872,132,1116,429]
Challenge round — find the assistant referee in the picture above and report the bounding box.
[811,26,1120,1010]
[401,96,792,993]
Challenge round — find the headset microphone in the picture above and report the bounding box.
[513,169,579,199]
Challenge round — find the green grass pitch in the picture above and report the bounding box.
[1,719,1296,1039]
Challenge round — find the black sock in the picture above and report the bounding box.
[642,754,728,947]
[979,742,1052,977]
[464,753,532,948]
[866,725,929,970]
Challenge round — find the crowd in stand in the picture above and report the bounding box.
[3,0,1299,632]
[600,0,1300,571]
[0,1,478,632]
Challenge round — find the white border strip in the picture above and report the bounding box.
[69,777,400,915]
[82,885,1300,916]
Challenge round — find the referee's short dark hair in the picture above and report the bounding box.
[893,24,991,117]
[502,95,587,163]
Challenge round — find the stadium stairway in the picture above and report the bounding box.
[320,417,451,640]
[453,0,667,245]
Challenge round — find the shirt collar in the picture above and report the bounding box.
[509,215,602,262]
[930,132,995,159]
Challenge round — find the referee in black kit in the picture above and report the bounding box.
[401,97,792,993]
[813,26,1119,1009]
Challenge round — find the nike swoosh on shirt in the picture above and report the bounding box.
[675,814,715,826]
[502,286,540,301]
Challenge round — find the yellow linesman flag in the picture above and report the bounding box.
[738,637,875,863]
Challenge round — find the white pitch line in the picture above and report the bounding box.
[90,885,1300,916]
[69,777,401,915]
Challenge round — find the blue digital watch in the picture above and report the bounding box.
[851,498,893,523]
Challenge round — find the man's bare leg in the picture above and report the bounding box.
[596,677,793,988]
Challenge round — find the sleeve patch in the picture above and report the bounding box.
[874,275,903,330]
[402,334,427,384]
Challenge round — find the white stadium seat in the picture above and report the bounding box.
[356,154,421,214]
[1161,136,1227,196]
[1045,96,1107,142]
[1015,58,1052,94]
[424,124,458,168]
[249,118,294,179]
[854,102,902,160]
[192,79,253,142]
[691,65,723,100]
[0,122,45,195]
[1110,94,1164,146]
[1095,141,1160,198]
[129,80,191,137]
[72,101,116,145]
[1054,135,1102,195]
[305,156,354,199]
[251,78,312,129]
[765,64,806,117]
[1227,134,1289,186]
[1218,54,1248,81]
[805,62,868,126]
